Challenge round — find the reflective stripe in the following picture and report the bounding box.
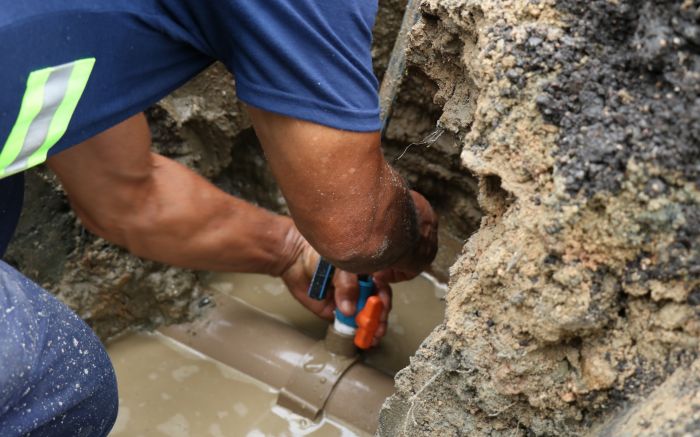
[8,65,73,173]
[25,58,95,170]
[0,69,52,175]
[0,58,95,178]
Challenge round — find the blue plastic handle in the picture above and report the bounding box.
[307,258,335,300]
[334,275,375,329]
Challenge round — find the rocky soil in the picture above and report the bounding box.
[4,0,699,435]
[379,0,699,435]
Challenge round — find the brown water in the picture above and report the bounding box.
[203,273,447,375]
[108,332,367,436]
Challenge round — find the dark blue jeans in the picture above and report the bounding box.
[0,261,117,436]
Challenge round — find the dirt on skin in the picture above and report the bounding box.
[379,0,699,435]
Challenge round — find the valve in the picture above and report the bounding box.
[354,295,384,349]
[309,264,384,350]
[333,275,375,329]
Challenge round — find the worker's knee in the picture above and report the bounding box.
[0,261,118,436]
[0,263,44,417]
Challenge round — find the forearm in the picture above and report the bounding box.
[344,162,420,272]
[62,153,299,275]
[337,171,435,274]
[247,106,435,274]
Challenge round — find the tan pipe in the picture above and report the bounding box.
[160,295,394,434]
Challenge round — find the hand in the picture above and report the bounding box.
[278,228,392,346]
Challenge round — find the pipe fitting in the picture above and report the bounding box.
[324,325,358,357]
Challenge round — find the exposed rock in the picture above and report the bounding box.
[591,358,700,437]
[379,0,699,435]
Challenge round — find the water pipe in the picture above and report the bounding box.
[160,294,393,433]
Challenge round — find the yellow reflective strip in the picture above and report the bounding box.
[27,58,96,169]
[0,67,54,176]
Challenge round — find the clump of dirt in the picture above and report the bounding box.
[591,358,700,436]
[379,0,699,435]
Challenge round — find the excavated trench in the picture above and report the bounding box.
[5,0,700,436]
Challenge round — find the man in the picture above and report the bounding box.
[0,0,438,435]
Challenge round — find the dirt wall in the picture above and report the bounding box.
[379,0,699,435]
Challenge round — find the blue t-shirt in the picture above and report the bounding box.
[0,0,381,254]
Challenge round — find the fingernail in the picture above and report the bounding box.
[340,300,354,315]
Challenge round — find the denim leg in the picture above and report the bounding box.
[0,261,118,437]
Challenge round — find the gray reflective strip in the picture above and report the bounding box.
[4,64,74,175]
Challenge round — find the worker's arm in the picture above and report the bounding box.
[247,106,437,276]
[47,114,306,276]
[47,113,391,330]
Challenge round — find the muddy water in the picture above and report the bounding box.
[203,273,447,375]
[108,332,367,436]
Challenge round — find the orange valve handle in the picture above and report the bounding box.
[354,296,384,349]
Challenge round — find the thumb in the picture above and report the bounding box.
[333,270,359,316]
[300,243,321,277]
